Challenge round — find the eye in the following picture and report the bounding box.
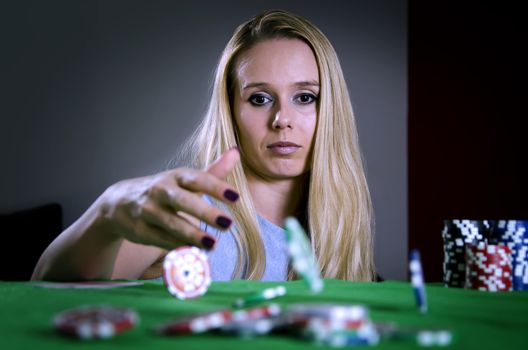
[248,94,272,106]
[295,93,318,104]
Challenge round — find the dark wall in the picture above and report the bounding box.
[409,2,526,281]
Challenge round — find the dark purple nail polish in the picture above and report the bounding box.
[223,189,239,202]
[201,236,216,249]
[216,216,232,228]
[230,146,239,152]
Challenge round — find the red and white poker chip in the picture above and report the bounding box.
[156,304,281,335]
[163,246,212,300]
[53,305,138,339]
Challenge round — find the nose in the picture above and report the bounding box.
[271,109,292,130]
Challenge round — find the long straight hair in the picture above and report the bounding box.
[182,9,375,281]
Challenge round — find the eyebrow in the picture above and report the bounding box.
[242,81,320,90]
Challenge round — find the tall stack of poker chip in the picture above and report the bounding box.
[488,220,528,290]
[442,220,491,287]
[465,242,512,292]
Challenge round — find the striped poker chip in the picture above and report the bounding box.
[53,305,138,340]
[465,243,512,292]
[163,246,211,300]
[156,304,281,335]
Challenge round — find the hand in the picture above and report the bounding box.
[96,148,240,250]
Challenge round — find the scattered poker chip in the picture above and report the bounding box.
[219,303,287,338]
[417,330,453,347]
[155,309,233,335]
[376,323,453,347]
[53,305,138,340]
[156,304,282,335]
[284,217,324,293]
[163,246,212,300]
[285,304,379,347]
[233,285,287,308]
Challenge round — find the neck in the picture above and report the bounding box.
[246,172,308,227]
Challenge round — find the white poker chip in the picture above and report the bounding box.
[284,217,324,293]
[163,246,212,300]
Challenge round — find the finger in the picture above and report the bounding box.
[139,201,218,250]
[175,169,239,203]
[206,147,240,180]
[146,186,233,230]
[150,186,233,230]
[128,219,187,251]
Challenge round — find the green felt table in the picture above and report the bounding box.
[0,279,527,349]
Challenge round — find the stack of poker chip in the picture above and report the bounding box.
[488,220,528,290]
[284,304,379,347]
[442,220,491,287]
[465,242,512,292]
[163,246,212,300]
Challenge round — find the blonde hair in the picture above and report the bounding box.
[183,9,375,281]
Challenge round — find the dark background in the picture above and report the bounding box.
[1,0,407,280]
[2,0,525,283]
[408,1,527,281]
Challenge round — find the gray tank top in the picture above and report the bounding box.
[203,196,289,281]
[153,196,289,281]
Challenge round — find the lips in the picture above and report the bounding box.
[267,141,301,155]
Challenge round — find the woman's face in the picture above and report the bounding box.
[232,38,319,181]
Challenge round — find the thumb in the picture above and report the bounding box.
[206,147,240,180]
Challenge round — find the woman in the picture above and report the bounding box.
[32,9,376,282]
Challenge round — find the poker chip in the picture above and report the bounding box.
[376,323,453,346]
[284,217,324,293]
[53,305,138,340]
[163,246,211,300]
[156,304,282,335]
[284,304,379,347]
[233,285,287,308]
[409,250,427,313]
[417,330,453,347]
[442,219,528,291]
[465,242,512,292]
[220,304,283,338]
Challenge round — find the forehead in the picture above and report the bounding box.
[234,38,319,87]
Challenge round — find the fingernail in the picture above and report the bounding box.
[201,236,216,249]
[223,189,239,202]
[216,215,232,228]
[230,146,239,152]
